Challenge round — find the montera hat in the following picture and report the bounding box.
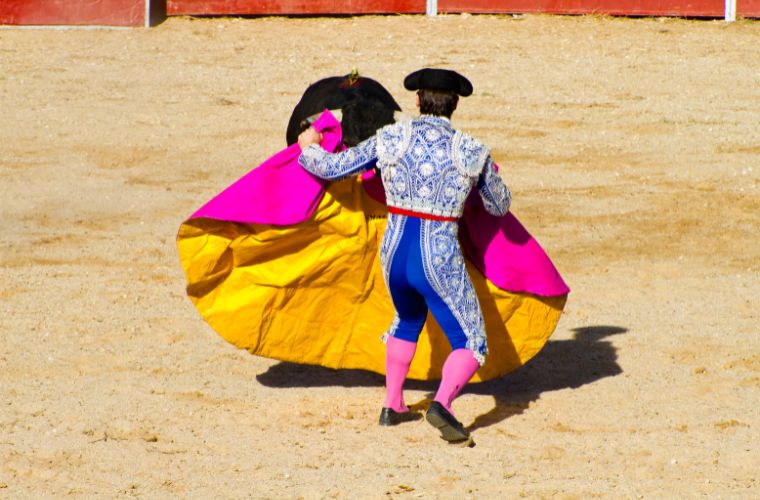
[403,68,473,97]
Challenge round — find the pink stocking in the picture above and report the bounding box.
[434,349,480,415]
[384,337,417,412]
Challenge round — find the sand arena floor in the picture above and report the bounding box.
[1,13,758,498]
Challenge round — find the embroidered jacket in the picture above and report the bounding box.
[299,115,511,364]
[299,115,510,218]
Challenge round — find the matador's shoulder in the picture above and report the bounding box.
[452,130,490,177]
[377,120,412,162]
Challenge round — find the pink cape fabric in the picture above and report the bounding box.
[191,111,569,297]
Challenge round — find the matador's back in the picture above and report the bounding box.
[376,115,496,219]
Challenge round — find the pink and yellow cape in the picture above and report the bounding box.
[177,112,569,382]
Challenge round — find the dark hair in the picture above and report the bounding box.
[418,89,458,117]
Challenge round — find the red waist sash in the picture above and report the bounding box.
[388,206,458,222]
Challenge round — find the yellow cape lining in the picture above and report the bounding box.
[177,176,566,382]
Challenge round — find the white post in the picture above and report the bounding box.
[725,0,736,22]
[426,0,437,17]
[145,0,151,27]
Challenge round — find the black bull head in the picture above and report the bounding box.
[286,74,402,148]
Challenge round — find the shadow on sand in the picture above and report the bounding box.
[256,325,626,431]
[465,325,626,431]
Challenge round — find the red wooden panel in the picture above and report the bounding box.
[0,0,146,26]
[167,0,760,17]
[441,0,760,17]
[739,0,760,16]
[439,0,725,17]
[167,0,422,15]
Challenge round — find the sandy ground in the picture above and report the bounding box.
[1,13,759,498]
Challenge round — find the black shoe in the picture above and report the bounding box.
[379,407,422,426]
[425,401,470,442]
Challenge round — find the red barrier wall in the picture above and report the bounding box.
[2,0,757,25]
[167,0,421,15]
[0,0,147,26]
[744,0,760,15]
[441,0,724,17]
[443,0,760,17]
[167,0,760,17]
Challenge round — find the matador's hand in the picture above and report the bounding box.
[297,127,323,149]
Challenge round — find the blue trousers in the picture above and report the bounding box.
[384,216,473,351]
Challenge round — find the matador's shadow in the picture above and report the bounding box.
[465,325,626,431]
[256,325,626,431]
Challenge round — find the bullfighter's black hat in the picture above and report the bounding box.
[403,68,473,97]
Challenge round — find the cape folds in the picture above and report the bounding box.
[177,111,569,381]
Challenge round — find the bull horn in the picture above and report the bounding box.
[303,109,342,128]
